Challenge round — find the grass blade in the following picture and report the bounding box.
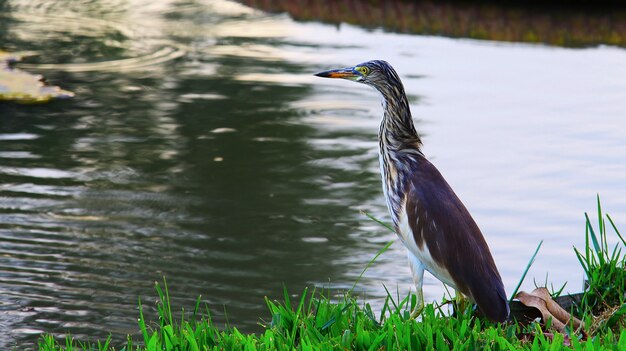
[361,210,395,233]
[585,213,605,266]
[382,284,399,313]
[597,194,604,241]
[350,239,394,293]
[607,214,626,246]
[509,240,543,303]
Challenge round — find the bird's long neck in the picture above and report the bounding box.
[377,86,422,153]
[377,84,422,226]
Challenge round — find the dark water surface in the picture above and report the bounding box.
[1,0,626,348]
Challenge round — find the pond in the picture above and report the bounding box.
[1,0,626,348]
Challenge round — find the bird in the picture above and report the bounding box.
[315,60,509,322]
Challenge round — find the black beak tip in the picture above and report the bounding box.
[314,72,328,77]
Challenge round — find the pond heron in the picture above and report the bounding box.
[315,60,509,322]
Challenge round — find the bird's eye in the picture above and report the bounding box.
[357,66,369,75]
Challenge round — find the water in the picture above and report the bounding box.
[1,0,626,348]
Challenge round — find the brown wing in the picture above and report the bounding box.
[405,156,509,322]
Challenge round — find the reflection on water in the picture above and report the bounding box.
[1,0,626,349]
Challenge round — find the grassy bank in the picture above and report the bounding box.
[37,199,626,350]
[241,0,626,47]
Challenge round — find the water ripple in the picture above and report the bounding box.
[0,133,39,141]
[19,45,186,72]
[5,11,187,73]
[0,167,83,180]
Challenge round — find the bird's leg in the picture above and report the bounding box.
[454,290,471,317]
[407,252,425,318]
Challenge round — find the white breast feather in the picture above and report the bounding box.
[397,201,457,289]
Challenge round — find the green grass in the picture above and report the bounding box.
[573,196,626,334]
[37,199,626,350]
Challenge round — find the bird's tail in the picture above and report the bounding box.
[472,271,509,322]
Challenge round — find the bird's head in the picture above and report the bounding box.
[315,60,401,93]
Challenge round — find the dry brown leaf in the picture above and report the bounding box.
[516,291,566,331]
[531,287,583,330]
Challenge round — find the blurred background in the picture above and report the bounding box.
[0,0,625,348]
